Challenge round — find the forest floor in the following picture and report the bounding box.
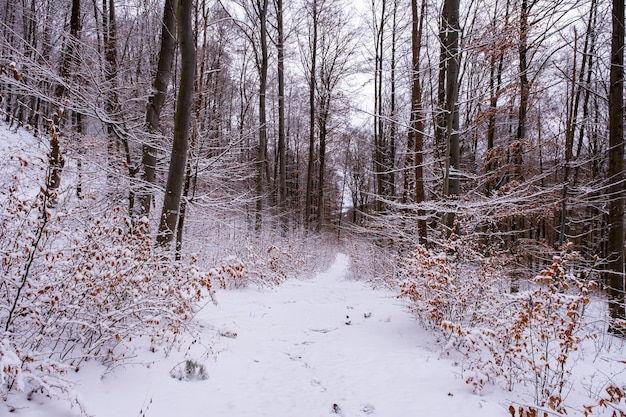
[11,253,539,417]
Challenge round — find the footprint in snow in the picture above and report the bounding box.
[310,328,337,334]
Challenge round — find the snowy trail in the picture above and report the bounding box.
[29,253,509,417]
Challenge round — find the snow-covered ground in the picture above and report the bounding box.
[11,253,514,417]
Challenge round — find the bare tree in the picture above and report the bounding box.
[409,0,427,245]
[440,0,461,232]
[141,0,177,218]
[304,0,318,227]
[275,0,288,233]
[157,0,196,249]
[47,0,81,201]
[607,0,625,333]
[255,0,270,232]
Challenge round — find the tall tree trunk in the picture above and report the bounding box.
[317,82,333,232]
[276,0,287,234]
[485,0,509,196]
[559,33,578,246]
[607,0,625,334]
[442,0,460,231]
[514,0,529,181]
[410,0,427,245]
[141,0,177,217]
[373,0,387,212]
[305,0,318,227]
[157,0,196,249]
[388,0,397,198]
[574,0,597,184]
[47,0,80,199]
[102,0,135,215]
[255,0,269,232]
[175,0,206,257]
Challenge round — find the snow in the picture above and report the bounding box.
[1,125,623,417]
[8,253,513,417]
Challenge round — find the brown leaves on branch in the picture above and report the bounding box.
[398,241,599,412]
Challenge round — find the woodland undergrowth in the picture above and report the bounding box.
[191,228,336,289]
[0,144,337,413]
[398,240,625,416]
[0,157,223,412]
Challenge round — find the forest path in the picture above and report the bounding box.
[48,253,509,417]
[182,253,507,417]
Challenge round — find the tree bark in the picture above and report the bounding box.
[47,0,80,199]
[276,0,287,234]
[388,0,397,198]
[441,0,460,231]
[373,0,387,212]
[317,100,328,231]
[607,0,625,334]
[254,0,269,232]
[559,33,577,246]
[410,0,427,245]
[485,0,509,196]
[514,0,529,181]
[157,0,196,249]
[141,0,177,218]
[305,0,318,227]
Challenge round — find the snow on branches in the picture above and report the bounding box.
[398,241,600,414]
[0,162,219,409]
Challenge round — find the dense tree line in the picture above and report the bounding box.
[0,0,623,329]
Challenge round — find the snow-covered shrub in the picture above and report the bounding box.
[398,243,503,330]
[458,251,595,406]
[398,242,597,413]
[212,261,247,289]
[347,238,398,285]
[582,384,626,417]
[217,234,333,288]
[242,244,292,286]
[0,170,219,406]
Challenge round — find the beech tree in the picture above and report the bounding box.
[157,0,196,249]
[141,0,177,218]
[46,0,81,199]
[607,0,625,333]
[408,0,427,244]
[303,0,319,227]
[275,0,288,232]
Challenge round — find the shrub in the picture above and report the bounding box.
[0,172,219,409]
[398,242,597,413]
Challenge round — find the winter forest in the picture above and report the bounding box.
[1,0,626,415]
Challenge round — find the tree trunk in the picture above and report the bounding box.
[102,0,135,215]
[47,0,80,199]
[317,85,333,232]
[157,0,196,249]
[607,0,625,334]
[254,0,269,232]
[514,0,529,181]
[559,31,581,247]
[276,0,287,234]
[373,0,387,212]
[410,0,427,245]
[485,0,509,196]
[441,0,460,231]
[305,0,318,228]
[574,0,597,184]
[141,0,177,217]
[389,0,397,198]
